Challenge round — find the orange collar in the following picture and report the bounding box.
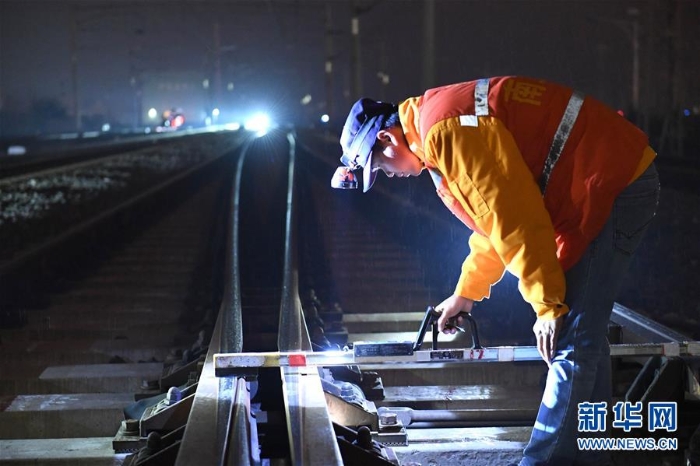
[398,97,428,166]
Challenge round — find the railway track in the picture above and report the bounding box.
[1,129,698,465]
[0,132,239,464]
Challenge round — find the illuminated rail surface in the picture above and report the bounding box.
[0,129,698,465]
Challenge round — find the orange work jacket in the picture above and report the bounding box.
[398,76,655,320]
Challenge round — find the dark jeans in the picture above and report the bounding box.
[521,162,661,465]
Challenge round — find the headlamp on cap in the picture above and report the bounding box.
[331,166,358,189]
[331,98,396,192]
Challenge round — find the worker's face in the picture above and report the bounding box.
[371,127,423,178]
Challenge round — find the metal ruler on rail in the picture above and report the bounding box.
[214,341,700,376]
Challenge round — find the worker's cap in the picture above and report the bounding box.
[334,98,396,192]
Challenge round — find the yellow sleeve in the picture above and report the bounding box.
[455,231,506,301]
[425,117,569,320]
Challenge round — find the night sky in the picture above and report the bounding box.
[1,0,698,138]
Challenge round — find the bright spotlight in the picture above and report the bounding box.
[212,108,220,117]
[321,114,330,123]
[148,108,158,120]
[244,113,271,135]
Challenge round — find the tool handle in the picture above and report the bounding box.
[429,307,482,350]
[414,306,483,351]
[462,312,482,349]
[412,306,436,352]
[443,310,471,329]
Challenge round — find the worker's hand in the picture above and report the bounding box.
[533,315,564,366]
[435,295,474,334]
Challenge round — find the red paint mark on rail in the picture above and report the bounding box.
[288,354,307,366]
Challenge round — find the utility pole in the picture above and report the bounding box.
[213,20,222,113]
[349,1,383,102]
[673,0,684,157]
[422,0,435,90]
[377,41,388,101]
[67,3,140,133]
[324,3,335,120]
[590,10,644,127]
[129,50,143,129]
[350,1,362,101]
[660,0,685,157]
[70,4,81,132]
[628,7,640,124]
[643,4,654,137]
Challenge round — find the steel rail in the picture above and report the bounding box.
[0,151,141,187]
[611,302,692,343]
[278,132,312,353]
[0,127,229,182]
[0,138,245,277]
[176,138,256,466]
[277,131,343,466]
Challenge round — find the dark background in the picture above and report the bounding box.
[1,0,698,339]
[1,0,699,155]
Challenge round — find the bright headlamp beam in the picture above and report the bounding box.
[244,113,271,134]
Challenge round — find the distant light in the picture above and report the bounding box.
[7,145,26,156]
[224,122,241,131]
[205,117,212,126]
[148,108,158,119]
[683,109,691,117]
[212,108,220,117]
[321,114,330,123]
[102,123,111,132]
[203,79,210,89]
[300,94,312,105]
[244,112,271,136]
[144,127,151,134]
[173,115,185,127]
[617,109,625,117]
[227,82,234,91]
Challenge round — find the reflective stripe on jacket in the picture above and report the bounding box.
[398,76,654,320]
